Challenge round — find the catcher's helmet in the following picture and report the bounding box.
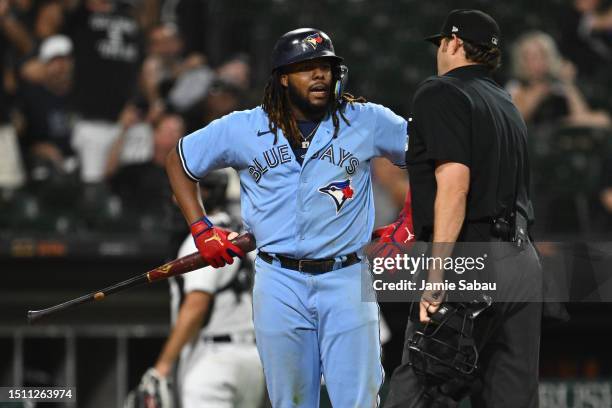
[271,28,343,71]
[199,170,229,212]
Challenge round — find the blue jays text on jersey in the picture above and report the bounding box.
[178,102,408,259]
[249,144,361,182]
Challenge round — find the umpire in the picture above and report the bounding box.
[385,9,542,408]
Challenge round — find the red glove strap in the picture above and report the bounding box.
[190,216,214,237]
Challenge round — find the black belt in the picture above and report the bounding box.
[202,333,256,344]
[419,212,530,244]
[258,251,360,273]
[205,334,232,343]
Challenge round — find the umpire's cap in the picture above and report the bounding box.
[425,9,500,48]
[271,28,343,72]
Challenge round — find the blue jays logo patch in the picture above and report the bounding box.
[303,33,323,50]
[319,179,355,213]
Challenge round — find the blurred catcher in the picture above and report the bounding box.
[126,170,264,408]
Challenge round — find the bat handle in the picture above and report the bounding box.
[26,233,256,324]
[27,307,60,324]
[26,274,146,325]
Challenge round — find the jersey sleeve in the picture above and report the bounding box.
[177,114,239,181]
[371,104,408,168]
[177,236,236,294]
[412,80,472,166]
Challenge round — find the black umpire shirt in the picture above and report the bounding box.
[406,64,534,240]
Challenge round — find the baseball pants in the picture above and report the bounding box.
[178,341,265,408]
[252,256,384,408]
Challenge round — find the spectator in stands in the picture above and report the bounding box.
[507,31,610,126]
[559,0,612,77]
[216,54,251,92]
[175,0,253,66]
[63,0,144,183]
[507,31,611,128]
[0,0,33,56]
[30,0,63,43]
[18,35,76,175]
[176,55,251,133]
[103,102,154,179]
[0,0,30,190]
[108,113,184,217]
[20,0,66,83]
[198,79,243,130]
[141,23,212,118]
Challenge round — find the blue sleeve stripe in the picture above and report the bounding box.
[177,138,200,182]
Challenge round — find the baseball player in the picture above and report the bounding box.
[127,171,264,408]
[166,28,408,407]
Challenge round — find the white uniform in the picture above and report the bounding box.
[169,212,264,408]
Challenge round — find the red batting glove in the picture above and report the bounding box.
[190,216,245,268]
[379,191,415,244]
[368,192,416,260]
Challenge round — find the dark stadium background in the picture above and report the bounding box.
[1,0,611,406]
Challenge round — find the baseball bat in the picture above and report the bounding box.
[27,233,256,324]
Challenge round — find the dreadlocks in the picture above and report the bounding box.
[261,70,366,146]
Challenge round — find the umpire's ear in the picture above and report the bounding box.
[449,34,464,55]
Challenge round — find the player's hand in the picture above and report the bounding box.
[154,361,172,378]
[374,191,415,244]
[124,367,173,408]
[367,214,415,261]
[419,289,446,323]
[558,60,577,85]
[372,223,395,241]
[190,216,244,268]
[118,104,140,129]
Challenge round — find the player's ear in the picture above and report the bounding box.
[280,73,289,88]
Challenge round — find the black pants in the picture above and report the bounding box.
[385,240,543,408]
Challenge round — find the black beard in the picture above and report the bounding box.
[287,82,329,119]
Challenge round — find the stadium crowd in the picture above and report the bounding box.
[0,0,611,239]
[0,0,253,246]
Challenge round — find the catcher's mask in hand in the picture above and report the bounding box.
[407,294,493,383]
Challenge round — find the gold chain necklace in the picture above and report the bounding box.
[300,122,321,149]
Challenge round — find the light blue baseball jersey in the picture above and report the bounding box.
[178,102,407,259]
